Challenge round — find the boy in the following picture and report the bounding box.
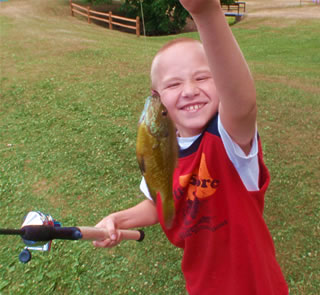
[93,0,289,294]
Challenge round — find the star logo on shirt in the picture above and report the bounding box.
[178,153,219,201]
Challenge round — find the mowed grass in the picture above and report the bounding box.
[0,0,319,294]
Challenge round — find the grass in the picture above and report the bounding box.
[0,0,319,294]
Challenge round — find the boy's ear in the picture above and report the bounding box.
[151,89,160,97]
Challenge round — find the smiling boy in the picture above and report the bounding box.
[93,0,288,294]
[151,40,220,138]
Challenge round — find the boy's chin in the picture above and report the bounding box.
[178,120,210,137]
[189,113,213,126]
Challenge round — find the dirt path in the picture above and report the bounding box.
[245,0,320,19]
[0,0,70,20]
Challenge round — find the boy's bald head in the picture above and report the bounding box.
[150,38,203,90]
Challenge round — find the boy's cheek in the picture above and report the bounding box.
[166,109,178,121]
[159,93,176,110]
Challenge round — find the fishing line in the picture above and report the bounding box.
[139,0,146,38]
[139,0,148,57]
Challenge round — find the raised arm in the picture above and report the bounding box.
[180,0,256,154]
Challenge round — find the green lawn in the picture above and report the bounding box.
[0,0,319,294]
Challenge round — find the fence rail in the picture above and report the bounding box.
[69,0,140,37]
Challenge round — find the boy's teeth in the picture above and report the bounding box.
[186,104,202,111]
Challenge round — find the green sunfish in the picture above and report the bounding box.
[136,93,178,229]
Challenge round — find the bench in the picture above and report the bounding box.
[221,2,246,14]
[224,12,244,22]
[235,2,246,12]
[221,1,246,22]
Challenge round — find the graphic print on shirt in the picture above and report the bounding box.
[178,153,219,201]
[173,153,227,239]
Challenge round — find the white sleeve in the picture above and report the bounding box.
[140,177,153,200]
[218,115,260,191]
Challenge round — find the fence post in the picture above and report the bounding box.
[109,11,113,30]
[69,0,74,17]
[87,6,90,23]
[136,16,140,37]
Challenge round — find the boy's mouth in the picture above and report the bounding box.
[182,103,205,112]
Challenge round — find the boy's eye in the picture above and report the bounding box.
[196,76,209,81]
[166,82,180,89]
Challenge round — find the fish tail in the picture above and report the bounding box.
[162,197,175,229]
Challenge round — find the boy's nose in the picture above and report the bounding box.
[182,81,200,98]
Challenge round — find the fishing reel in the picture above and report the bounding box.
[19,211,61,263]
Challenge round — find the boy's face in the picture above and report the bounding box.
[152,42,219,137]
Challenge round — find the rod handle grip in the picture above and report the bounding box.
[78,227,144,242]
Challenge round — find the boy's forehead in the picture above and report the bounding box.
[159,41,203,58]
[152,42,205,74]
[151,40,207,88]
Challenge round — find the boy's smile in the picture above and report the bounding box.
[183,103,205,112]
[151,41,219,137]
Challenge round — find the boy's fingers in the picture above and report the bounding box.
[93,238,117,248]
[92,240,105,248]
[94,217,117,241]
[105,218,117,241]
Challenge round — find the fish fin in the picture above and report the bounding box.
[137,154,146,174]
[137,156,157,203]
[146,184,157,204]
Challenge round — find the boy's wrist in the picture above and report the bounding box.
[185,0,221,18]
[110,210,131,229]
[108,212,120,227]
[192,4,223,20]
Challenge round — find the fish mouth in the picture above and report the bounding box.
[181,103,206,112]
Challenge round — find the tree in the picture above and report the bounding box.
[221,0,235,4]
[85,0,112,4]
[121,0,189,36]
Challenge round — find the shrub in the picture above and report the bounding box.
[121,0,189,36]
[221,0,236,5]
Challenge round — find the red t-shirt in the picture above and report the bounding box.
[157,115,288,294]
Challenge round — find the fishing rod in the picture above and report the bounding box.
[0,211,144,263]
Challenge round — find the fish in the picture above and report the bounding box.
[136,93,178,229]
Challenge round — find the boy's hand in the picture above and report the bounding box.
[92,200,158,248]
[179,0,220,15]
[92,215,122,248]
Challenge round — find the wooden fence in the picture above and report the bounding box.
[69,1,140,37]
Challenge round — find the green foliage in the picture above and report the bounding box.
[121,0,190,36]
[221,0,236,5]
[80,0,112,4]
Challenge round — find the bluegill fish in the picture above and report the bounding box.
[136,93,178,229]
